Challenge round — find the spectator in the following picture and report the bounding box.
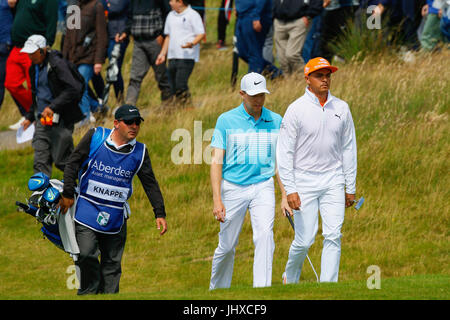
[319,0,360,61]
[5,0,58,130]
[420,1,444,50]
[235,0,280,75]
[61,1,105,111]
[58,0,68,33]
[302,4,325,63]
[262,25,275,66]
[217,0,234,49]
[438,0,450,41]
[116,0,173,107]
[374,0,426,50]
[273,0,323,75]
[92,0,131,105]
[156,0,206,106]
[20,35,85,177]
[0,0,16,110]
[63,0,108,124]
[59,0,78,52]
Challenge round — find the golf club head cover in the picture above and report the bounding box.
[28,172,50,191]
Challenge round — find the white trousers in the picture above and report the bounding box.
[209,178,275,290]
[284,184,345,283]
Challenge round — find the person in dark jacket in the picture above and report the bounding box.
[273,0,323,75]
[63,0,108,122]
[116,0,173,106]
[20,35,84,177]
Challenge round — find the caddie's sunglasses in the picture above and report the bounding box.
[121,118,141,126]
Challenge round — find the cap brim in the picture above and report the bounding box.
[20,46,38,54]
[119,115,144,121]
[245,89,270,96]
[327,66,338,73]
[307,65,338,75]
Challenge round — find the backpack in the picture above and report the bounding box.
[47,50,86,104]
[66,60,86,104]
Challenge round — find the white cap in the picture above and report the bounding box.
[21,35,47,54]
[240,72,270,96]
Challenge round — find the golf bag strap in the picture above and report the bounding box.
[79,127,111,180]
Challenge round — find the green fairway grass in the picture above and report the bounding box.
[0,274,447,300]
[0,1,448,300]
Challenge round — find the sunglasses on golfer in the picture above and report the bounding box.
[120,118,142,126]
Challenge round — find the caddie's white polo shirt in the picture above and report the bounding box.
[276,88,357,195]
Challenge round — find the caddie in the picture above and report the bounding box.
[277,57,357,284]
[209,72,290,290]
[58,104,168,295]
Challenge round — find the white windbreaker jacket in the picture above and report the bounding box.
[276,88,357,195]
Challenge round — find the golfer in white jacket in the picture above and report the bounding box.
[277,57,357,283]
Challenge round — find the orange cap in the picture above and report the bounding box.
[304,57,338,76]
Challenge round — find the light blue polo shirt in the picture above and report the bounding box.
[211,103,282,185]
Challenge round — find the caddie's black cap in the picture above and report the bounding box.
[114,104,144,121]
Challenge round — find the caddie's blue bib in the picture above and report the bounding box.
[75,132,146,234]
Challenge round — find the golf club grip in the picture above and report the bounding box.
[16,201,28,209]
[15,201,35,217]
[285,210,295,230]
[231,52,238,87]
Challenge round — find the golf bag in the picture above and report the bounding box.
[16,172,79,261]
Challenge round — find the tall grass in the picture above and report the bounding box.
[0,1,448,299]
[329,16,392,61]
[328,11,449,62]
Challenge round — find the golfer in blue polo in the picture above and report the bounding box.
[209,72,290,289]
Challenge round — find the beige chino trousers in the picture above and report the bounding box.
[274,18,310,75]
